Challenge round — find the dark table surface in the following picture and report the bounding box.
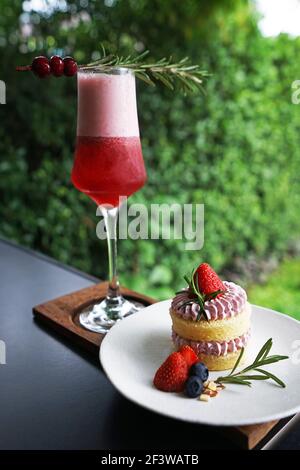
[0,238,299,451]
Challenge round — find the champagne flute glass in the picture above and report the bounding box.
[71,67,147,333]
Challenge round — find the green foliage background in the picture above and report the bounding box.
[1,0,300,304]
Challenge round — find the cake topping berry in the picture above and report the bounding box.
[179,263,226,320]
[189,361,209,382]
[16,55,77,78]
[184,376,204,398]
[153,352,188,392]
[196,263,226,296]
[50,55,64,77]
[31,56,51,78]
[63,56,78,76]
[178,345,198,367]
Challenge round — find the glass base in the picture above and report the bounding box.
[79,295,144,334]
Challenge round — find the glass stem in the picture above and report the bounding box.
[101,206,120,301]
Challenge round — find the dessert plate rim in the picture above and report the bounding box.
[100,300,300,427]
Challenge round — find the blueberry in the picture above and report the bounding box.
[189,362,209,382]
[184,376,203,398]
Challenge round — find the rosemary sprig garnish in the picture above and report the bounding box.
[177,268,225,321]
[80,47,209,93]
[216,338,289,388]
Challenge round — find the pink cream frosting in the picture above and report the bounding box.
[172,328,251,357]
[171,281,247,321]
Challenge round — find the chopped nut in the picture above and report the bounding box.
[199,394,210,402]
[207,381,217,391]
[203,380,209,387]
[203,389,219,397]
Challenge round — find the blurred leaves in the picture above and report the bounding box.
[249,259,300,320]
[1,0,300,300]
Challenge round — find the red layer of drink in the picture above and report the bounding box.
[72,136,147,207]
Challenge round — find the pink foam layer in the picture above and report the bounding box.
[172,328,251,357]
[77,71,140,137]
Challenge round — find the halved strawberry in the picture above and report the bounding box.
[153,352,188,392]
[195,263,226,297]
[178,345,198,367]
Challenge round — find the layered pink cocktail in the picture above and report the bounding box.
[72,69,147,207]
[71,67,147,333]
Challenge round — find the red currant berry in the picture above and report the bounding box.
[31,56,51,79]
[63,57,78,77]
[50,55,64,77]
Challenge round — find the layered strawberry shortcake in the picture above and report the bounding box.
[170,263,251,371]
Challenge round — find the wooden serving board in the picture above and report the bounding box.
[33,282,155,355]
[32,282,292,449]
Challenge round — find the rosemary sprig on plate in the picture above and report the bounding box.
[176,268,225,321]
[216,338,289,388]
[80,47,209,93]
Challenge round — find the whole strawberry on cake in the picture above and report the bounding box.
[170,263,251,371]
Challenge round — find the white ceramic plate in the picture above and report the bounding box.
[100,301,300,426]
